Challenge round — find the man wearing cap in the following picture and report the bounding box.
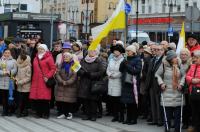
[186,33,200,53]
[0,38,7,58]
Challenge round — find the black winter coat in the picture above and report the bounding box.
[119,55,142,104]
[78,57,104,100]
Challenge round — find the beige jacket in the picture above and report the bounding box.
[15,56,32,92]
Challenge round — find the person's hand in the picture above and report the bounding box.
[160,84,166,91]
[44,77,48,82]
[192,78,200,84]
[177,85,182,91]
[63,81,67,86]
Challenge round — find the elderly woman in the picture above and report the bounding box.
[179,48,192,129]
[186,50,200,132]
[15,50,32,117]
[119,45,142,125]
[72,41,83,62]
[29,44,56,119]
[55,52,77,119]
[107,44,125,122]
[0,49,17,116]
[78,50,104,121]
[156,50,184,132]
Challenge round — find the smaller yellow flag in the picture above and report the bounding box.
[71,61,81,73]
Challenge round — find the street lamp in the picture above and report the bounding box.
[85,0,89,40]
[163,0,177,42]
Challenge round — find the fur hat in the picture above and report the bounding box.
[166,50,177,61]
[113,44,125,53]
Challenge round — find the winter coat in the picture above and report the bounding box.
[15,55,32,93]
[186,64,200,94]
[29,52,56,100]
[107,54,124,97]
[155,59,184,107]
[55,64,77,103]
[188,44,200,53]
[119,55,142,104]
[0,56,17,90]
[145,55,164,94]
[0,43,7,58]
[78,57,104,100]
[140,56,152,95]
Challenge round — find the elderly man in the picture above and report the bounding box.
[145,44,165,126]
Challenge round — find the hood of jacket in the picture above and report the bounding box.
[17,55,31,68]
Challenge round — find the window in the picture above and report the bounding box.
[177,5,181,12]
[142,5,145,13]
[90,11,94,23]
[148,6,151,13]
[142,0,145,4]
[185,3,188,9]
[193,2,197,7]
[20,4,27,11]
[162,4,165,13]
[82,0,85,4]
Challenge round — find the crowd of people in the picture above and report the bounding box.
[0,34,200,132]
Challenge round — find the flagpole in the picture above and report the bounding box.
[124,0,127,48]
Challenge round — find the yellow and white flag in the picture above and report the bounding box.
[89,0,125,50]
[176,22,185,54]
[71,61,81,73]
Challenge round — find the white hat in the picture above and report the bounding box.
[116,40,124,47]
[38,44,49,51]
[126,45,137,54]
[132,42,140,51]
[74,40,82,48]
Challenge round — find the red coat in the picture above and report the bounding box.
[29,52,56,100]
[186,64,200,93]
[188,44,200,53]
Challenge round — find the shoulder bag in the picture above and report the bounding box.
[37,57,56,88]
[190,65,200,101]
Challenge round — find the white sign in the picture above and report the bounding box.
[13,14,29,19]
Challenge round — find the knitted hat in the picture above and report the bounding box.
[38,44,49,51]
[126,45,137,54]
[166,50,177,61]
[62,42,72,49]
[113,44,125,53]
[144,47,152,55]
[132,42,140,51]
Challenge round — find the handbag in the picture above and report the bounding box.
[37,57,56,88]
[91,77,108,94]
[190,65,200,100]
[124,72,133,84]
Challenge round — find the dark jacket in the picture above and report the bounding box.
[78,57,104,100]
[55,65,77,103]
[145,55,164,94]
[119,55,142,104]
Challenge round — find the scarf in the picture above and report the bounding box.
[172,65,180,90]
[38,52,45,60]
[85,55,98,63]
[62,60,74,74]
[113,54,123,61]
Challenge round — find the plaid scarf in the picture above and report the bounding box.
[172,65,180,90]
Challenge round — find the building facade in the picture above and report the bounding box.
[0,0,40,14]
[130,0,200,43]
